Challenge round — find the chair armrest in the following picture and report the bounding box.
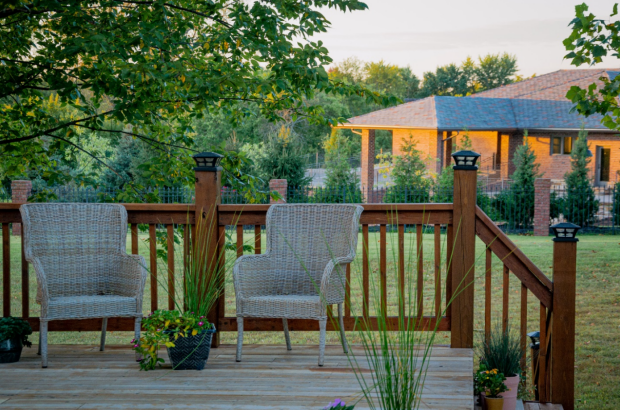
[233,254,279,299]
[320,255,354,304]
[28,257,50,302]
[115,254,148,301]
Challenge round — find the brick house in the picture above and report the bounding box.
[335,69,620,189]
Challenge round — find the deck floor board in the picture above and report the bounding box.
[0,344,473,409]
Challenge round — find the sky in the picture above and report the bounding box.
[317,0,619,78]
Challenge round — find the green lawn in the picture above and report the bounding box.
[1,230,618,410]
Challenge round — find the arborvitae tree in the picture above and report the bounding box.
[312,130,362,203]
[255,126,311,189]
[383,134,432,203]
[493,131,541,229]
[563,128,599,226]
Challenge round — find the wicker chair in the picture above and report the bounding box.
[233,204,363,366]
[20,203,147,368]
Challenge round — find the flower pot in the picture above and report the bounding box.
[0,338,23,363]
[499,375,519,410]
[485,397,504,410]
[166,327,216,370]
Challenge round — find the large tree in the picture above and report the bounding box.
[564,3,620,130]
[0,0,391,198]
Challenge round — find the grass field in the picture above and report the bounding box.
[1,229,618,410]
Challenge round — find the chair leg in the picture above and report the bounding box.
[134,317,142,362]
[40,320,48,368]
[338,303,348,354]
[100,318,108,351]
[318,318,327,367]
[236,316,244,362]
[37,331,41,356]
[283,318,292,351]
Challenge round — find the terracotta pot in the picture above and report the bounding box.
[499,375,520,410]
[485,397,504,410]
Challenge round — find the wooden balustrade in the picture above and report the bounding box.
[0,163,577,410]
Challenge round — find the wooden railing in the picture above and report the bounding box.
[0,162,577,410]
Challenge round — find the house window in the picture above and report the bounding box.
[551,136,573,155]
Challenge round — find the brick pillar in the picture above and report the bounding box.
[361,129,375,199]
[500,133,510,179]
[269,179,287,204]
[444,131,453,169]
[11,180,32,236]
[507,132,524,177]
[534,178,552,236]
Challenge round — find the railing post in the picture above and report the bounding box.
[450,151,480,349]
[193,152,223,347]
[550,223,578,410]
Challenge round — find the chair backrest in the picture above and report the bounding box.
[265,204,363,295]
[20,203,127,297]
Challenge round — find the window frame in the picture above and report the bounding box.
[551,136,573,155]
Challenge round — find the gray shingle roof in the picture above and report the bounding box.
[339,69,616,131]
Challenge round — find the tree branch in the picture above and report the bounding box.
[114,1,231,28]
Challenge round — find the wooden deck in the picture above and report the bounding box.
[0,344,473,410]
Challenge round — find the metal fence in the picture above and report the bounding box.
[7,182,618,234]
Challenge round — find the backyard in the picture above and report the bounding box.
[1,229,618,410]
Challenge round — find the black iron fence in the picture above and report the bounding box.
[5,182,618,234]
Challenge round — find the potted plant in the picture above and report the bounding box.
[474,363,488,408]
[478,368,508,410]
[132,214,225,371]
[478,324,522,410]
[0,316,32,363]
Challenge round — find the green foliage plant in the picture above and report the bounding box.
[492,132,540,229]
[318,130,362,203]
[477,323,522,378]
[382,135,432,203]
[563,128,599,226]
[564,3,620,131]
[1,0,394,196]
[132,210,227,370]
[0,316,33,348]
[478,367,508,398]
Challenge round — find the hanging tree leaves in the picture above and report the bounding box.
[0,0,393,197]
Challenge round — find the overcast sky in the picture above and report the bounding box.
[317,0,619,78]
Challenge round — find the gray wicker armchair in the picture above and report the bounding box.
[233,204,363,366]
[20,203,147,368]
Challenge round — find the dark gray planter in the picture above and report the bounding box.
[0,338,23,363]
[166,327,216,370]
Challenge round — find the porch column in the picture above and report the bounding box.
[361,129,375,198]
[432,130,443,173]
[507,132,524,177]
[500,133,510,179]
[444,132,453,169]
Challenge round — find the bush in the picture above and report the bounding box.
[381,134,432,203]
[613,183,620,226]
[255,126,311,188]
[563,129,599,226]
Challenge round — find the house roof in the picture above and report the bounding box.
[337,69,618,131]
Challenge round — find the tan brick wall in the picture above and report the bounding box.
[527,132,620,183]
[11,180,32,236]
[534,178,551,236]
[269,179,287,204]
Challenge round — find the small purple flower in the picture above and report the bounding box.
[133,344,139,348]
[324,399,345,409]
[130,338,135,343]
[198,321,204,326]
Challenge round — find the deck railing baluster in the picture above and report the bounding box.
[149,224,158,312]
[167,224,175,310]
[485,248,492,341]
[502,264,509,332]
[2,225,9,317]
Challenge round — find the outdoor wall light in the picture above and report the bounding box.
[551,222,580,242]
[451,150,481,170]
[192,152,224,171]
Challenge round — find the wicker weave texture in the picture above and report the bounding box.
[234,204,362,320]
[233,204,362,365]
[20,203,147,321]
